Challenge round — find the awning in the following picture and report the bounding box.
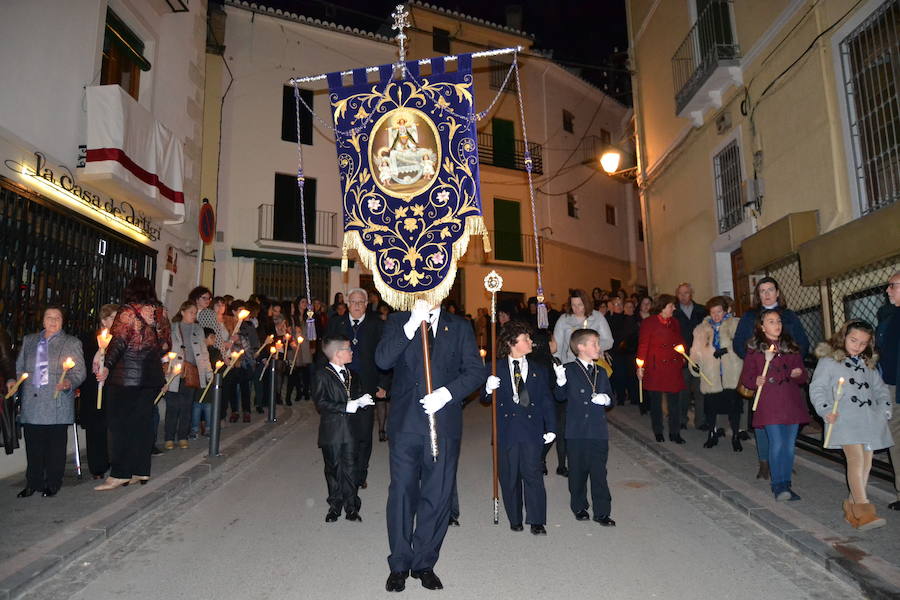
[798,202,900,285]
[105,9,151,71]
[741,211,818,273]
[232,248,353,268]
[81,85,184,219]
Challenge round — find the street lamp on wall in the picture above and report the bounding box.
[599,149,638,180]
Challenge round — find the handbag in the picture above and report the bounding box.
[736,383,754,399]
[181,361,201,388]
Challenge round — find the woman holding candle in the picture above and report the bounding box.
[96,277,171,491]
[636,294,686,444]
[164,301,213,449]
[76,304,117,479]
[739,309,807,501]
[8,306,85,497]
[811,320,892,529]
[689,296,744,452]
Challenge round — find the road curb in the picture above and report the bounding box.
[0,407,299,600]
[608,412,900,600]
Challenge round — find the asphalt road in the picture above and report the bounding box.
[24,401,864,600]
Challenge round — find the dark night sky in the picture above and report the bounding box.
[227,1,631,102]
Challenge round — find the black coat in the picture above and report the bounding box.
[674,302,707,349]
[313,363,363,447]
[77,332,105,429]
[606,313,639,356]
[324,313,391,395]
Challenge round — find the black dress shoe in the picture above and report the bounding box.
[888,500,900,511]
[150,446,162,456]
[593,515,616,527]
[574,509,590,521]
[42,488,58,497]
[530,524,547,535]
[325,510,340,522]
[345,511,362,522]
[738,430,750,441]
[732,436,743,452]
[448,516,460,527]
[703,430,718,448]
[556,466,569,477]
[411,569,443,590]
[386,571,408,592]
[510,523,524,532]
[669,433,686,444]
[655,433,665,442]
[360,481,368,489]
[16,487,36,498]
[256,406,265,414]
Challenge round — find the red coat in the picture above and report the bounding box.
[637,315,686,393]
[739,349,809,427]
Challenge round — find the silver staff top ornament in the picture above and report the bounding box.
[484,270,504,293]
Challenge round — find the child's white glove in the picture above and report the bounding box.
[553,364,567,387]
[485,375,501,393]
[355,393,374,408]
[345,400,359,413]
[542,432,556,444]
[591,393,612,406]
[420,387,452,415]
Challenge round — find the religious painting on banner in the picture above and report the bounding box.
[326,54,489,311]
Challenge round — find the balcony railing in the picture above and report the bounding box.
[463,230,544,266]
[478,133,543,174]
[672,0,741,116]
[257,204,338,248]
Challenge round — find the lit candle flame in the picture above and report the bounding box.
[167,352,177,361]
[270,345,277,354]
[230,351,240,360]
[237,308,250,321]
[768,344,776,352]
[215,360,225,370]
[297,336,304,344]
[62,357,76,370]
[173,362,182,374]
[284,333,291,340]
[479,348,487,358]
[635,358,645,367]
[674,344,685,355]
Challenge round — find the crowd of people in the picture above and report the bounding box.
[1,270,898,590]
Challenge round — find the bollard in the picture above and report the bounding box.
[267,356,277,423]
[208,371,223,456]
[72,423,83,479]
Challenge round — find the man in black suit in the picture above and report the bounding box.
[376,299,485,592]
[674,282,708,429]
[484,321,556,534]
[325,288,391,488]
[312,335,374,522]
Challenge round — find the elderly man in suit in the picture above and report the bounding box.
[376,299,485,592]
[325,288,391,489]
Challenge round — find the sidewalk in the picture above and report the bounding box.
[607,403,900,600]
[0,405,300,600]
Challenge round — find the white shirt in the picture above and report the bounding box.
[350,313,366,327]
[428,309,440,337]
[329,362,347,382]
[508,356,528,402]
[577,357,595,371]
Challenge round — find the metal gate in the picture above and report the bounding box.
[0,177,157,348]
[252,260,330,303]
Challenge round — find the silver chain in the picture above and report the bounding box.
[293,82,314,322]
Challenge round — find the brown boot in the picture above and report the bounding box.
[849,502,886,531]
[756,461,770,480]
[842,500,859,528]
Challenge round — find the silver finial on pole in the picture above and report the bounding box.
[391,4,410,78]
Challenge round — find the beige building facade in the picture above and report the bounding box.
[628,0,898,342]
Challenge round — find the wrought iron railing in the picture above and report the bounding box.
[257,204,338,248]
[478,133,543,174]
[489,59,517,93]
[672,0,740,114]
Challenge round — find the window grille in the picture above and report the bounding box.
[567,194,578,218]
[839,0,900,215]
[489,60,516,93]
[253,261,330,303]
[765,256,824,351]
[562,110,574,133]
[713,139,743,233]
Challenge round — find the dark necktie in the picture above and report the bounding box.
[340,369,348,382]
[586,363,596,378]
[351,319,360,343]
[513,359,530,407]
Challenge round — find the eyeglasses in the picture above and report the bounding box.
[888,282,900,288]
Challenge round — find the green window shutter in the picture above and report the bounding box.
[105,9,151,71]
[493,198,522,261]
[492,118,515,169]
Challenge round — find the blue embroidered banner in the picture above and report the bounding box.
[327,55,487,310]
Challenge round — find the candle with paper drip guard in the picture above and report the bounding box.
[674,344,713,386]
[479,348,487,366]
[154,362,182,405]
[823,377,845,448]
[260,345,277,381]
[232,308,250,337]
[5,373,28,400]
[222,350,243,379]
[199,360,225,404]
[254,334,274,359]
[635,358,644,403]
[752,344,777,411]
[53,357,76,400]
[289,334,305,374]
[96,328,112,409]
[165,352,177,375]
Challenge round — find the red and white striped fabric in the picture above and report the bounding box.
[82,85,184,218]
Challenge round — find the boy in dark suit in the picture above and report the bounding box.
[313,335,374,523]
[554,329,616,526]
[485,321,556,534]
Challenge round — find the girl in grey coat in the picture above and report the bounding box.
[811,320,892,530]
[8,307,86,497]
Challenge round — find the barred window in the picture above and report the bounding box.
[713,139,743,233]
[839,0,899,215]
[567,193,578,218]
[489,60,516,93]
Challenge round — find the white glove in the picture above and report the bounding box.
[591,393,612,406]
[485,375,501,393]
[543,432,556,445]
[420,387,452,415]
[345,400,359,414]
[553,364,567,387]
[355,393,374,408]
[403,299,433,340]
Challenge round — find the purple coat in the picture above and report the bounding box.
[740,349,809,427]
